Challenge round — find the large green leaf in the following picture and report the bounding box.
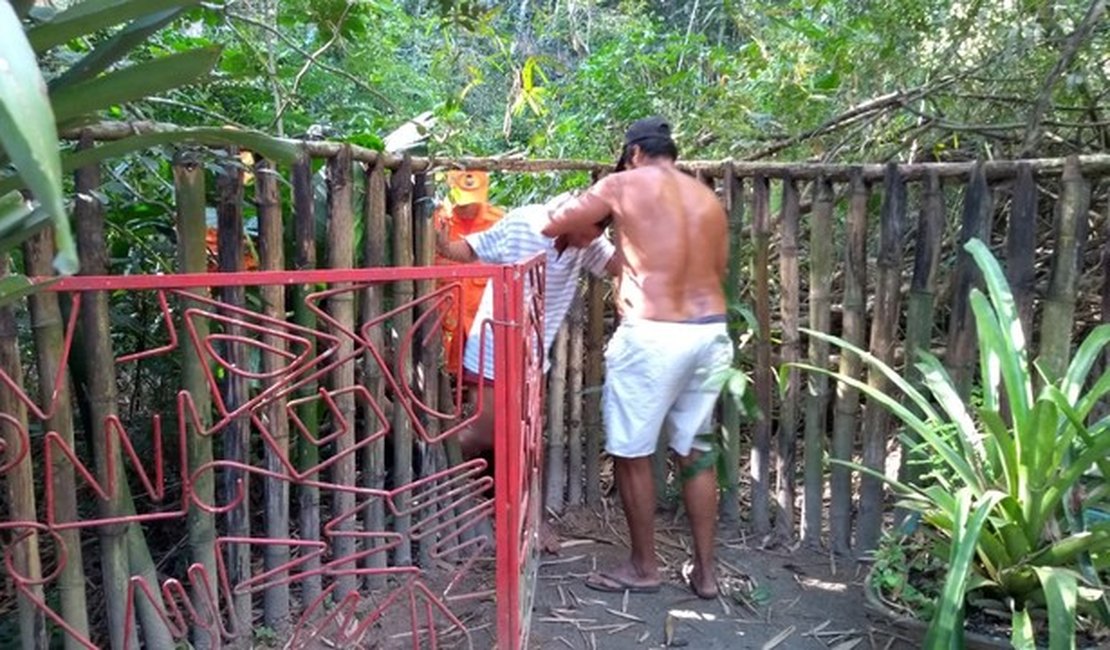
[49,8,186,90]
[0,3,76,275]
[1010,604,1035,650]
[26,0,201,54]
[1031,566,1078,650]
[51,46,222,126]
[924,489,1003,649]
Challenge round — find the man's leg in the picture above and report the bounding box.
[614,455,661,581]
[677,451,718,598]
[457,383,496,460]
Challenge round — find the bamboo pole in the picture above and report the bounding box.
[216,150,252,633]
[830,171,869,556]
[1102,198,1110,389]
[544,324,569,513]
[255,157,291,628]
[326,147,359,597]
[776,175,800,541]
[1007,164,1038,338]
[900,171,946,491]
[77,137,173,648]
[391,156,415,567]
[412,169,441,567]
[23,229,89,648]
[750,174,772,537]
[291,152,322,603]
[583,276,605,507]
[60,121,1110,180]
[1037,156,1091,383]
[857,163,906,554]
[0,257,46,649]
[172,150,218,646]
[802,177,835,546]
[719,166,744,526]
[360,159,389,588]
[567,298,585,507]
[944,162,993,399]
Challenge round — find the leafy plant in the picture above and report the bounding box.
[796,238,1110,649]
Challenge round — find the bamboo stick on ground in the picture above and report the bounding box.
[216,150,252,633]
[899,171,945,491]
[857,164,906,554]
[361,159,389,587]
[0,258,47,650]
[291,152,322,603]
[719,166,744,526]
[830,171,869,556]
[255,157,292,628]
[776,175,800,541]
[391,156,416,567]
[567,297,585,507]
[23,229,90,648]
[803,178,835,547]
[173,150,219,647]
[326,147,359,597]
[546,324,570,513]
[944,162,993,399]
[750,174,772,537]
[1037,156,1091,383]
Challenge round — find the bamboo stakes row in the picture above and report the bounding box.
[3,148,1110,650]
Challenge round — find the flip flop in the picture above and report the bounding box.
[584,571,661,594]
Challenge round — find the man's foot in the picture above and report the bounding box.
[584,564,661,594]
[682,560,718,600]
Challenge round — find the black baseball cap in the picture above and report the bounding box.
[614,116,674,172]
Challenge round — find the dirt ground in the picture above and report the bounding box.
[527,508,919,650]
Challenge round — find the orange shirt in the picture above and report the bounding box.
[435,203,504,375]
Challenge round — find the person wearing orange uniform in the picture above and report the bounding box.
[434,170,504,376]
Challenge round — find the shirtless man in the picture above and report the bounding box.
[541,116,732,599]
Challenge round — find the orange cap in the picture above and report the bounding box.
[447,170,489,206]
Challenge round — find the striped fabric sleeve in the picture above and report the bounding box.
[581,235,616,277]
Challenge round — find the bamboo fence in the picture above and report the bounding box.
[1,126,1108,648]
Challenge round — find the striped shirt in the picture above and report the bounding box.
[463,204,614,379]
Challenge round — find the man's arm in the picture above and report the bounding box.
[436,226,479,263]
[541,182,613,237]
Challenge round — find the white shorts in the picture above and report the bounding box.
[603,318,734,458]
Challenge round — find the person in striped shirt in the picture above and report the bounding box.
[436,193,619,462]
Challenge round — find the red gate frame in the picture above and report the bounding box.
[12,255,546,650]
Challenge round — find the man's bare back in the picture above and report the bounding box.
[544,162,728,322]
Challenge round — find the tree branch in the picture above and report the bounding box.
[1020,0,1107,155]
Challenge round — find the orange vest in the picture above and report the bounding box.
[435,203,504,375]
[204,227,259,272]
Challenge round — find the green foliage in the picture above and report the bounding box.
[796,238,1110,647]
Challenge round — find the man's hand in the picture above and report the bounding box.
[435,218,452,255]
[436,217,478,263]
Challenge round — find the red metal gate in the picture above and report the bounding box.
[0,257,545,649]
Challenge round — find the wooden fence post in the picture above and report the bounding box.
[291,151,322,603]
[750,174,772,537]
[1007,164,1038,338]
[857,163,906,553]
[830,170,869,555]
[567,298,585,507]
[720,165,744,526]
[173,149,219,646]
[361,158,389,587]
[776,174,800,540]
[326,146,358,597]
[583,276,605,507]
[256,156,291,628]
[944,162,993,399]
[1038,155,1091,383]
[900,171,945,491]
[391,155,415,567]
[545,325,569,513]
[802,177,835,546]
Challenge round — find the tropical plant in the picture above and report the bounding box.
[796,238,1110,649]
